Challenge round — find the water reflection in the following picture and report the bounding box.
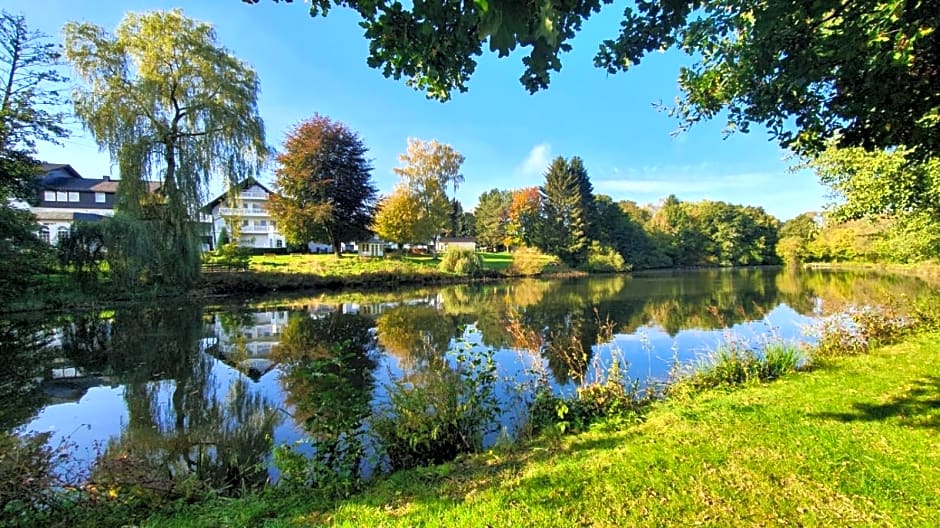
[2,268,934,483]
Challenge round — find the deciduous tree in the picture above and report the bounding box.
[392,138,464,257]
[505,187,540,250]
[64,10,268,286]
[373,186,433,250]
[247,0,939,156]
[268,115,378,257]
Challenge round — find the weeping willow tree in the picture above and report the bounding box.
[64,10,268,287]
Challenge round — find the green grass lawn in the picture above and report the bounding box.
[247,252,533,276]
[146,333,940,527]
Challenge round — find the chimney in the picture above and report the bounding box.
[103,175,110,182]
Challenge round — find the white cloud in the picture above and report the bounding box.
[514,143,552,179]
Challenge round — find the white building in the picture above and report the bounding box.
[204,178,286,250]
[28,163,159,245]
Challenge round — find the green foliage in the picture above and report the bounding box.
[274,312,376,498]
[805,146,940,264]
[673,339,804,393]
[509,246,550,276]
[812,305,913,360]
[268,114,378,256]
[529,361,644,436]
[203,242,250,271]
[251,2,940,157]
[599,1,940,156]
[64,9,268,287]
[216,226,230,248]
[537,156,593,266]
[371,344,499,470]
[58,220,106,288]
[0,432,62,527]
[0,12,67,302]
[438,247,484,276]
[0,206,53,300]
[1,11,69,202]
[582,241,627,273]
[474,188,511,251]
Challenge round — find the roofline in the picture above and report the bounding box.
[204,177,275,210]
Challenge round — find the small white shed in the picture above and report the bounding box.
[359,239,385,258]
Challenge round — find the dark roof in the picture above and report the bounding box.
[39,163,159,192]
[204,177,275,210]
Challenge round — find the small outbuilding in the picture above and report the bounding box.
[358,238,385,258]
[436,237,476,253]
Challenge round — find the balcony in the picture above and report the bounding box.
[239,191,268,200]
[219,207,269,216]
[240,226,274,234]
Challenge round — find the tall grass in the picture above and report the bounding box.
[671,337,806,394]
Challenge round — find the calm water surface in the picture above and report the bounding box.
[0,268,930,484]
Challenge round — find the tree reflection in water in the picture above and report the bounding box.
[63,305,281,494]
[273,310,377,486]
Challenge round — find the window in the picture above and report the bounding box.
[68,192,80,202]
[242,220,249,227]
[276,239,283,248]
[57,227,69,244]
[95,192,106,203]
[38,226,50,243]
[44,191,56,201]
[56,191,68,202]
[258,220,266,226]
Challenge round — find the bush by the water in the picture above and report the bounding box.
[581,242,628,273]
[509,247,553,276]
[438,248,484,276]
[371,345,499,470]
[671,338,804,393]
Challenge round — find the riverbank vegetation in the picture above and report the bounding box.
[5,283,938,527]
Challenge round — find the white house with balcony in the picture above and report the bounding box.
[204,177,286,250]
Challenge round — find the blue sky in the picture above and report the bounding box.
[14,1,826,220]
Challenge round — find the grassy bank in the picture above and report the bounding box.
[805,260,940,286]
[146,332,940,527]
[197,252,577,297]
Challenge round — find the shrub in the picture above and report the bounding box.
[438,248,484,276]
[0,432,62,527]
[581,242,628,273]
[672,338,804,392]
[812,305,912,360]
[203,242,250,271]
[528,361,644,435]
[371,345,499,470]
[510,247,552,276]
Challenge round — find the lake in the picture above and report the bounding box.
[0,267,929,487]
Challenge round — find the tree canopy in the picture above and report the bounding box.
[538,156,593,266]
[391,138,464,256]
[268,114,378,256]
[0,12,65,299]
[64,9,268,285]
[246,0,939,156]
[1,10,69,201]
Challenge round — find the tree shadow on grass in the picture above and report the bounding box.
[812,376,940,429]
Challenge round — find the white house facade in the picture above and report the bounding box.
[28,163,159,245]
[204,178,286,250]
